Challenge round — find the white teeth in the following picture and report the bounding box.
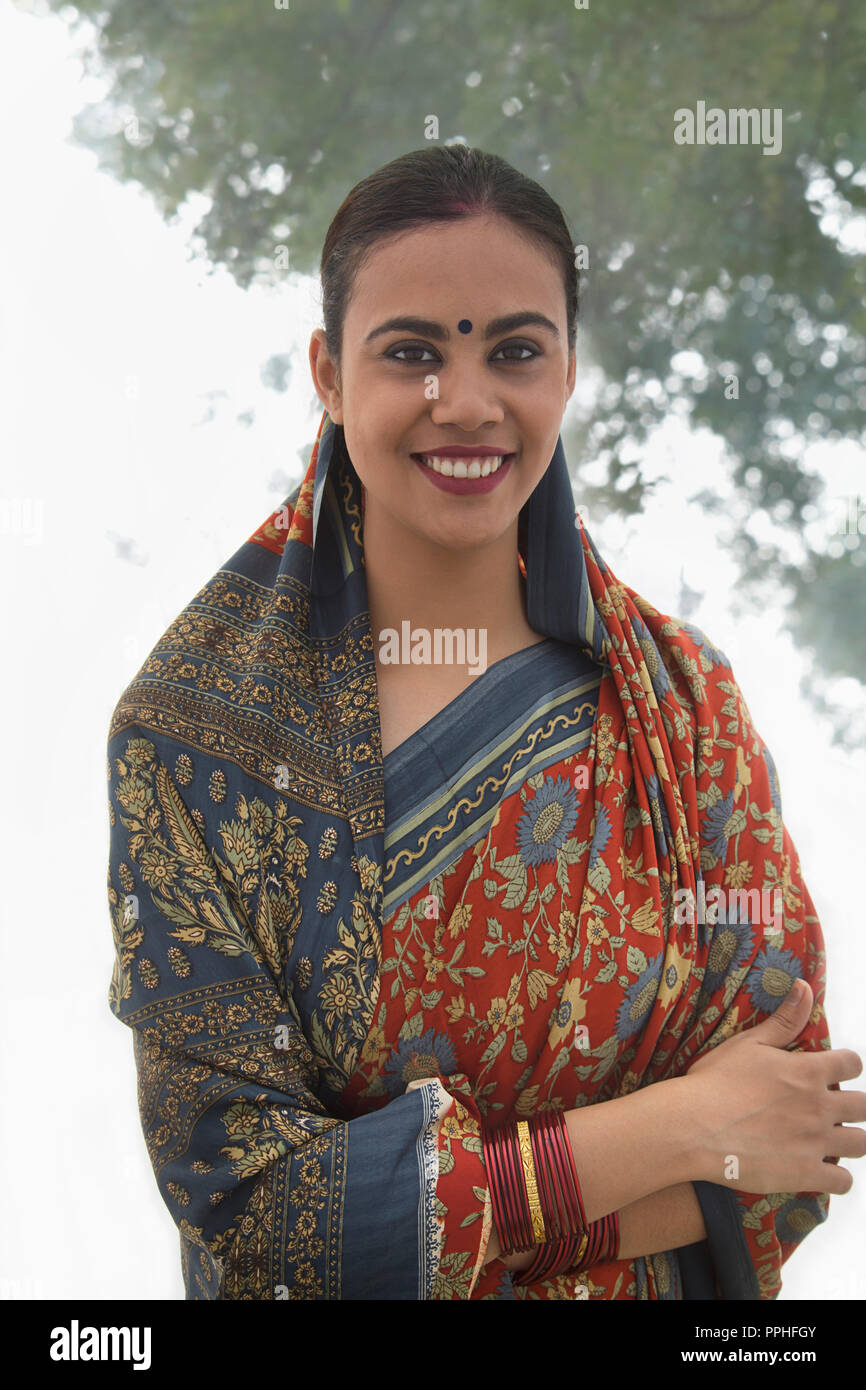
[418,454,506,478]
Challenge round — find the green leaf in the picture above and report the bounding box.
[587,858,611,895]
[479,1031,508,1066]
[626,944,648,975]
[502,873,527,910]
[399,1012,426,1042]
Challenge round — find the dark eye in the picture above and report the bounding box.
[493,341,540,362]
[385,343,439,364]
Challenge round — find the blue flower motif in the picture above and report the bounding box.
[762,745,782,815]
[616,954,664,1042]
[381,1028,457,1097]
[515,775,579,868]
[702,902,754,994]
[681,623,729,669]
[588,804,612,868]
[702,791,734,865]
[774,1195,825,1244]
[745,945,802,1015]
[633,617,672,698]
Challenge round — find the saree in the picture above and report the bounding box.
[106,407,831,1300]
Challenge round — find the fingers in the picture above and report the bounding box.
[788,1047,863,1085]
[832,1090,866,1125]
[816,1160,855,1196]
[825,1049,864,1085]
[821,1125,866,1161]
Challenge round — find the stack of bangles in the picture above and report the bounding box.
[482,1110,620,1287]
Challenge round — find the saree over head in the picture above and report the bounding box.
[107,408,831,1300]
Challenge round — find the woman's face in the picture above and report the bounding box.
[310,212,576,553]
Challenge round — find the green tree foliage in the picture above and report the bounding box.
[43,0,866,741]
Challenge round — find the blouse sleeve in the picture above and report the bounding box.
[664,673,832,1300]
[107,724,494,1300]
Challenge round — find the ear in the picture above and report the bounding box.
[309,329,344,423]
[564,342,577,403]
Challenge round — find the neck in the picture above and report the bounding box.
[361,498,543,672]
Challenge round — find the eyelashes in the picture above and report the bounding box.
[384,341,541,365]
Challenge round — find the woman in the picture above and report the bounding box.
[106,145,865,1300]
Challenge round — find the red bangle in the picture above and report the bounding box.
[538,1110,584,1236]
[483,1129,513,1253]
[484,1113,621,1274]
[484,1123,533,1254]
[502,1124,533,1251]
[485,1127,520,1254]
[548,1109,587,1231]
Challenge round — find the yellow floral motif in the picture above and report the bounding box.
[630,897,660,936]
[448,902,473,938]
[486,997,509,1030]
[360,1021,388,1066]
[445,994,466,1024]
[319,973,362,1027]
[548,977,587,1051]
[139,848,177,889]
[715,1006,741,1041]
[586,917,609,945]
[733,745,753,804]
[423,950,445,982]
[724,860,754,889]
[656,941,690,1010]
[779,854,800,913]
[440,1114,462,1142]
[504,1001,524,1030]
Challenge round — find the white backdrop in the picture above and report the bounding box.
[1,1,862,1301]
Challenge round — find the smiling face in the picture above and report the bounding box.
[310,213,576,553]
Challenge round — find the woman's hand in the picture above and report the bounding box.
[685,978,866,1195]
[482,1228,538,1272]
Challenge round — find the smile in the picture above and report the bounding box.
[410,452,515,496]
[416,453,508,478]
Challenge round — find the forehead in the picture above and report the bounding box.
[346,215,564,322]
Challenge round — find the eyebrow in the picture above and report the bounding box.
[364,311,560,344]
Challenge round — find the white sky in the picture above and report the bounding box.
[0,0,862,1301]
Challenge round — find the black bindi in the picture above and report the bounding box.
[458,319,473,334]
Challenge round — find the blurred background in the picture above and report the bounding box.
[0,0,863,1299]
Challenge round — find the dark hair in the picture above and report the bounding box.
[319,145,578,378]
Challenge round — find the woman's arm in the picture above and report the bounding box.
[486,1181,706,1271]
[482,1074,708,1271]
[483,981,865,1277]
[108,726,487,1300]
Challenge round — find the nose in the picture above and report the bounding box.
[427,360,506,432]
